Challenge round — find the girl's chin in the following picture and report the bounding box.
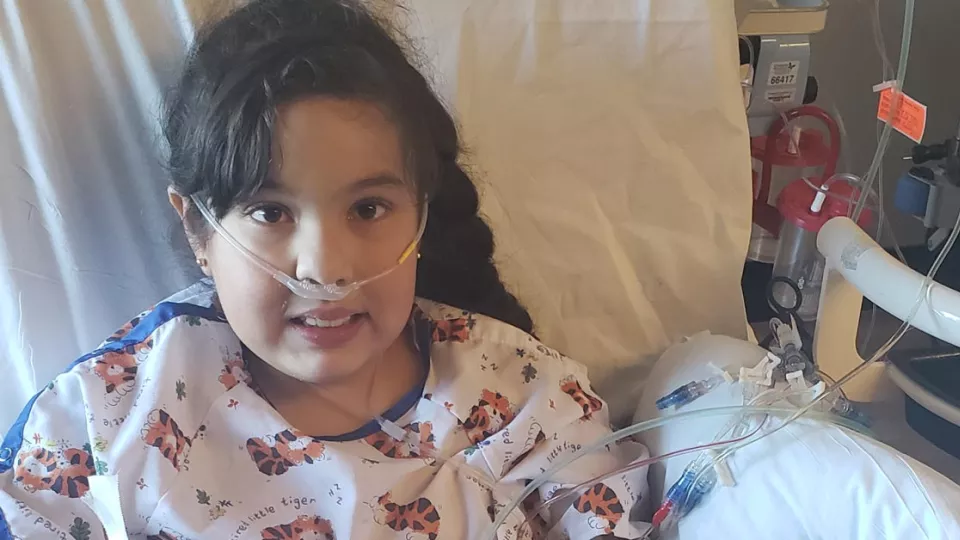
[283,351,373,386]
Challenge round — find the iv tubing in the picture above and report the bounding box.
[852,0,915,221]
[514,420,767,536]
[520,386,844,533]
[676,204,960,521]
[485,5,918,536]
[526,383,824,526]
[490,206,959,539]
[799,174,880,212]
[480,406,866,539]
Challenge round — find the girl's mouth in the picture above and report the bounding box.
[293,314,360,328]
[289,313,367,349]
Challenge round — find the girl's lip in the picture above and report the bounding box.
[289,313,366,349]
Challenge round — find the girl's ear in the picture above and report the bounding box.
[168,187,211,276]
[168,186,189,219]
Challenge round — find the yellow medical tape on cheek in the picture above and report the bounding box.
[397,240,418,264]
[396,203,429,264]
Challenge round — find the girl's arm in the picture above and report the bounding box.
[490,362,651,539]
[513,411,651,539]
[1,371,106,539]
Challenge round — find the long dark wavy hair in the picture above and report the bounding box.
[162,0,534,334]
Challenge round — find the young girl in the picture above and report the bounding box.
[0,0,649,538]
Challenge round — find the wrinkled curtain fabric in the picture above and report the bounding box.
[0,0,750,431]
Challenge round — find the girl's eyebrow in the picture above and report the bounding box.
[257,173,404,195]
[258,177,289,193]
[346,173,406,194]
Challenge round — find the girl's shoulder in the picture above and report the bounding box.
[0,282,246,528]
[1,282,244,473]
[70,280,239,410]
[415,296,583,369]
[415,299,604,434]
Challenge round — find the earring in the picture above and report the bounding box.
[196,257,207,268]
[417,253,422,260]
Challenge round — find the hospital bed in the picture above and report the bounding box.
[629,218,960,539]
[399,0,960,537]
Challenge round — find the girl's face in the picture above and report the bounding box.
[183,98,420,385]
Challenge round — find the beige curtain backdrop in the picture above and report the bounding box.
[0,0,750,431]
[400,0,751,420]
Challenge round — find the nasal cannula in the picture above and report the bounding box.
[192,196,428,301]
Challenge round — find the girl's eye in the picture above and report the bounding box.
[351,200,389,221]
[248,204,291,224]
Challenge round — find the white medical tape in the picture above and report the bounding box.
[683,330,712,342]
[707,449,736,488]
[786,370,807,391]
[375,416,408,441]
[83,474,129,540]
[708,362,736,384]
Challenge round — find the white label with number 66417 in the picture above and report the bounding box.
[768,61,801,87]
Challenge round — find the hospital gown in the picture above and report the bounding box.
[0,282,650,539]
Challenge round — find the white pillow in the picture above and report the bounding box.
[633,333,960,539]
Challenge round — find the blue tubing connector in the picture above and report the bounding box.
[894,170,931,217]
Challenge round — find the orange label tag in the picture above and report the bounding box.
[877,87,927,143]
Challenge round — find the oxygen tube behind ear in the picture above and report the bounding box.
[190,195,428,301]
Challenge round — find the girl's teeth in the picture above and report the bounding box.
[302,315,353,328]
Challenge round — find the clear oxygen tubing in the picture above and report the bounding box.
[852,0,915,222]
[860,0,909,352]
[799,0,911,347]
[771,110,881,217]
[864,0,908,266]
[771,112,890,261]
[674,203,960,524]
[190,195,428,301]
[870,0,895,83]
[798,173,880,211]
[480,405,868,540]
[794,172,905,269]
[776,11,908,367]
